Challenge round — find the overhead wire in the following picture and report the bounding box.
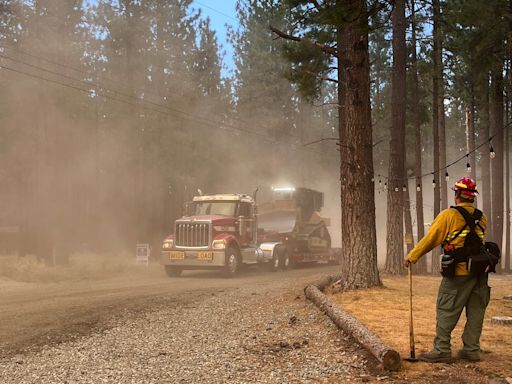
[372,121,512,195]
[194,1,239,23]
[0,1,326,152]
[0,53,330,156]
[0,1,308,144]
[0,1,317,144]
[0,42,274,136]
[191,0,512,207]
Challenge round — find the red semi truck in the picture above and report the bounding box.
[160,187,341,277]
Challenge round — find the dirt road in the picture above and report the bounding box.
[0,264,338,358]
[1,264,390,383]
[1,265,501,383]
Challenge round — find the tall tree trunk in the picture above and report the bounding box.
[338,0,381,289]
[480,78,493,238]
[505,73,510,273]
[385,0,406,274]
[431,0,442,275]
[435,0,448,210]
[491,69,505,272]
[411,0,427,274]
[439,101,448,209]
[122,0,144,246]
[505,0,512,274]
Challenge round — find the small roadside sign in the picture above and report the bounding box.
[136,243,150,265]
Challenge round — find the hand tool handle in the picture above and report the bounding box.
[408,266,416,359]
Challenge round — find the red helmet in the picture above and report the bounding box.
[453,177,478,196]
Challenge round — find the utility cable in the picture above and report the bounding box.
[373,121,511,187]
[0,62,328,156]
[0,43,306,142]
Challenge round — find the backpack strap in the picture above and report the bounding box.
[452,206,484,232]
[445,206,469,245]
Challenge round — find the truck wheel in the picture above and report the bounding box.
[279,249,290,271]
[224,248,240,277]
[269,251,280,272]
[165,266,182,277]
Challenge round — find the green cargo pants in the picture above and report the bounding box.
[434,274,491,358]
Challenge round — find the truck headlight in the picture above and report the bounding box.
[212,240,226,250]
[163,239,174,249]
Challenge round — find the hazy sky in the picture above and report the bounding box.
[192,0,238,76]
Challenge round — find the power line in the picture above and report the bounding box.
[0,52,237,129]
[0,60,329,156]
[0,2,337,158]
[374,123,511,188]
[0,42,307,143]
[0,0,315,141]
[0,43,137,93]
[194,1,238,23]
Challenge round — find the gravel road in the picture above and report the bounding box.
[0,265,382,383]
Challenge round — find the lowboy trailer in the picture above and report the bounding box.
[160,187,341,277]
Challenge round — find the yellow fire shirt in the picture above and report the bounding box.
[406,202,487,276]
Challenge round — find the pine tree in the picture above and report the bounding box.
[229,0,295,140]
[272,0,381,288]
[385,0,406,275]
[409,0,428,274]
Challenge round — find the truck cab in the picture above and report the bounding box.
[161,194,271,277]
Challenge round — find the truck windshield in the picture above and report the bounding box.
[193,201,237,216]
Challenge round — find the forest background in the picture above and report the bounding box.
[0,0,510,276]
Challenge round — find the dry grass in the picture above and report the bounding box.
[0,253,154,283]
[328,274,512,380]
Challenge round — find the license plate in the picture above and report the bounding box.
[169,251,185,260]
[197,251,213,261]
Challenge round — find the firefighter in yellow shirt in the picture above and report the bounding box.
[403,177,490,363]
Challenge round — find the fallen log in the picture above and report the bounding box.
[306,273,343,293]
[305,282,401,371]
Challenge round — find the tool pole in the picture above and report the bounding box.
[408,266,416,359]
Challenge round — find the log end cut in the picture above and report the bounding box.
[381,349,401,371]
[491,316,512,325]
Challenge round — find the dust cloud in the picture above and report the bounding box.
[0,1,344,279]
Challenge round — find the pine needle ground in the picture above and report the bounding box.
[328,274,512,382]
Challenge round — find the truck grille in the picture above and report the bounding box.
[175,223,210,247]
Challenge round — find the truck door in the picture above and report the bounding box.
[238,202,256,248]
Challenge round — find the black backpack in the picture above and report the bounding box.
[444,206,499,276]
[452,206,484,253]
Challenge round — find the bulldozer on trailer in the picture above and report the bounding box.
[160,187,341,277]
[257,187,340,268]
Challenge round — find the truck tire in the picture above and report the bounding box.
[223,247,240,277]
[165,266,183,277]
[279,249,290,271]
[269,246,289,272]
[269,251,280,272]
